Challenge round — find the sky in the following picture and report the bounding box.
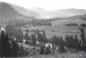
[0,0,86,11]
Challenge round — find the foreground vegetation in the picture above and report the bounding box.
[0,23,86,57]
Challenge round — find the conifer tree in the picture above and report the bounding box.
[1,31,10,57]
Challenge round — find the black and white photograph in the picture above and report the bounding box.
[0,0,86,58]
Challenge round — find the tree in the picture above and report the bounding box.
[5,24,24,42]
[65,35,74,48]
[31,34,36,46]
[11,40,19,57]
[1,31,10,57]
[51,36,65,46]
[37,30,47,43]
[79,24,86,51]
[73,35,80,49]
[51,35,57,45]
[80,28,85,42]
[24,30,31,40]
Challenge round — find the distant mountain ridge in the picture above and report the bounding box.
[0,2,86,27]
[31,8,86,18]
[12,5,39,17]
[0,2,40,27]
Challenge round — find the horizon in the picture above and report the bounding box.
[0,0,86,11]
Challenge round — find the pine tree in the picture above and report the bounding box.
[24,30,30,40]
[74,35,81,50]
[31,34,36,46]
[1,31,10,57]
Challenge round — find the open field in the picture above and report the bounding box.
[11,53,86,58]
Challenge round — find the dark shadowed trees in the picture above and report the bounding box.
[1,31,10,57]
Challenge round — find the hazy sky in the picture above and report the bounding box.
[0,0,86,10]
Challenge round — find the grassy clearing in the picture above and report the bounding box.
[25,53,86,58]
[4,53,86,58]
